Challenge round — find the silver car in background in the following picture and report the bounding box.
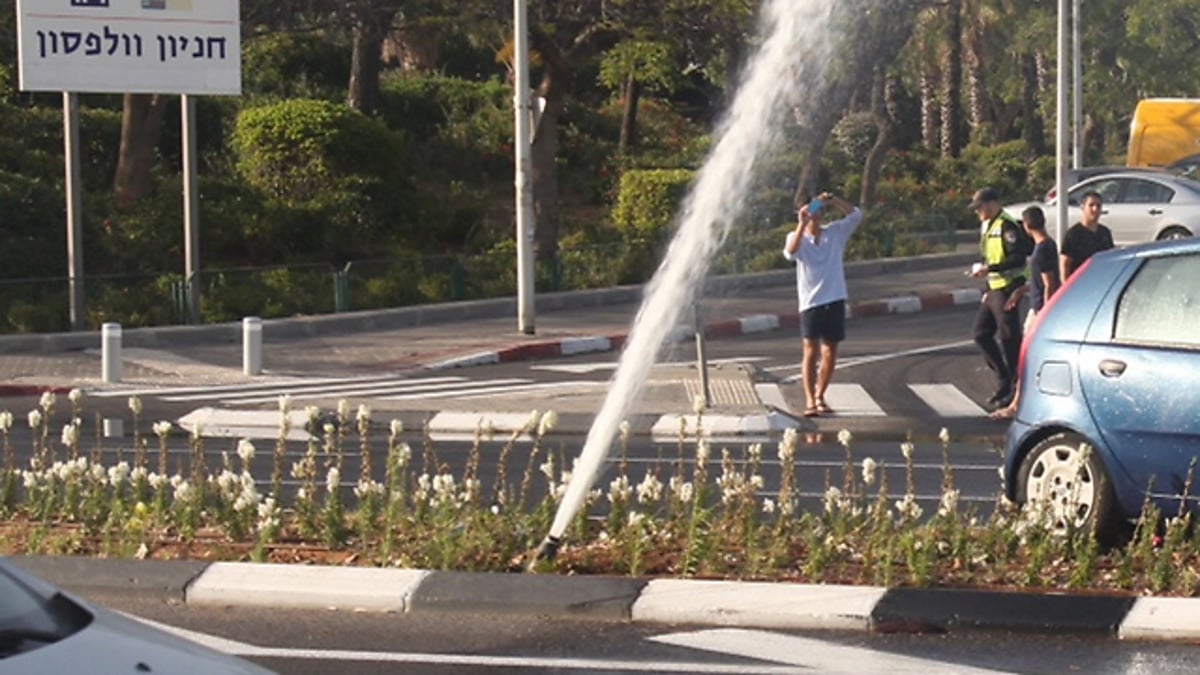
[1006,171,1200,246]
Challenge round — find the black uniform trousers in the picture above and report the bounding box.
[973,283,1023,393]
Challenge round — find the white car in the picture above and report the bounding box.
[0,557,272,674]
[1005,172,1200,246]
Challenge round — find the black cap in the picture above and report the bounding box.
[969,187,1000,209]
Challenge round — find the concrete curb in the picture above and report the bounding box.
[12,556,1198,642]
[423,286,983,371]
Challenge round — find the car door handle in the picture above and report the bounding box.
[1148,208,1164,215]
[1099,359,1127,378]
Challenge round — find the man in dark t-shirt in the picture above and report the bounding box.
[1059,190,1114,281]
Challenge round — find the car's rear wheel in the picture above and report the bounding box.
[1015,432,1121,545]
[1158,226,1192,241]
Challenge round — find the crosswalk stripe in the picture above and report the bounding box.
[909,383,987,417]
[219,378,530,405]
[822,383,886,417]
[384,380,603,401]
[88,373,410,398]
[162,377,471,403]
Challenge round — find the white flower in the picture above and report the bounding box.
[525,409,540,432]
[337,399,350,421]
[539,458,555,482]
[900,442,915,460]
[389,419,404,438]
[325,467,341,494]
[692,394,707,415]
[278,394,292,414]
[862,457,878,486]
[618,420,631,441]
[393,442,412,468]
[837,429,853,447]
[608,475,632,504]
[894,494,924,520]
[68,388,83,405]
[778,428,798,463]
[306,405,321,425]
[762,498,776,514]
[237,439,256,463]
[60,423,79,448]
[152,421,172,438]
[696,440,710,464]
[627,511,645,528]
[0,411,12,432]
[27,409,42,429]
[938,489,960,517]
[938,427,951,444]
[823,486,846,514]
[107,461,130,488]
[538,410,558,437]
[323,422,335,436]
[356,404,371,425]
[39,391,56,412]
[128,395,142,416]
[636,472,663,504]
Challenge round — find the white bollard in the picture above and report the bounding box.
[102,418,124,438]
[101,322,122,383]
[243,316,262,376]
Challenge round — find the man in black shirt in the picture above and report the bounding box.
[1059,190,1114,281]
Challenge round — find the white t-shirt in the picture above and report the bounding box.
[782,208,863,312]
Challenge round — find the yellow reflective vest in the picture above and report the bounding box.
[981,213,1028,291]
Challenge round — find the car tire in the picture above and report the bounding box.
[1157,226,1192,241]
[1015,432,1122,545]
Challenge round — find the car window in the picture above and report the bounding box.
[1123,179,1174,204]
[1115,254,1200,348]
[1070,178,1122,205]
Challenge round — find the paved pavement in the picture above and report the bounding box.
[0,251,988,438]
[5,248,1200,642]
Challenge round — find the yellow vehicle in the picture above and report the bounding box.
[1127,98,1200,167]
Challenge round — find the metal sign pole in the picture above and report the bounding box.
[182,94,201,324]
[63,91,85,331]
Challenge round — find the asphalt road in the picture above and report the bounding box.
[91,595,1200,674]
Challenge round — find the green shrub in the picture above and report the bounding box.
[611,168,696,241]
[242,32,349,101]
[232,99,405,203]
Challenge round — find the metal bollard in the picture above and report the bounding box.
[101,322,122,383]
[243,316,262,376]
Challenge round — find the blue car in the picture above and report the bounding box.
[1004,237,1200,543]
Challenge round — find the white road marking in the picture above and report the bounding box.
[223,378,527,404]
[773,339,974,378]
[909,383,987,417]
[651,629,1013,674]
[532,357,767,375]
[819,383,886,417]
[127,615,802,673]
[89,373,410,398]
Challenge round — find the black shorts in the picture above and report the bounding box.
[800,300,846,343]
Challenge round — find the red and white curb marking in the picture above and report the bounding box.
[425,288,983,371]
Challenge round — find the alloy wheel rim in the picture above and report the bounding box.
[1027,442,1095,531]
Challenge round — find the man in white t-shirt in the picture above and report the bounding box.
[783,192,863,417]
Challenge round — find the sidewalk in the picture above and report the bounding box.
[0,251,988,437]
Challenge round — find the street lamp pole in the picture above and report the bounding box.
[513,0,536,335]
[1072,0,1083,168]
[1056,0,1069,246]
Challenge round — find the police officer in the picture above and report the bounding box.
[968,187,1029,409]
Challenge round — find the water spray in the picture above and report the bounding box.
[532,0,837,565]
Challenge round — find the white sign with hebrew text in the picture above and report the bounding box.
[16,0,241,95]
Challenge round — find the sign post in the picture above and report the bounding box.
[16,0,241,328]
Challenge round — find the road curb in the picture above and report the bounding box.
[424,287,983,371]
[13,556,1197,641]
